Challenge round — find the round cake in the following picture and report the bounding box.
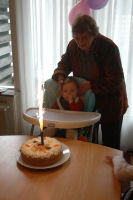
[20,137,62,166]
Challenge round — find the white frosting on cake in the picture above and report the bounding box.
[20,137,62,159]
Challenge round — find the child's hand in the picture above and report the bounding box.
[68,95,73,104]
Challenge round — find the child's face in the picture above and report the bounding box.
[62,82,78,102]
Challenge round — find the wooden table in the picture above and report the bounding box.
[0,136,122,200]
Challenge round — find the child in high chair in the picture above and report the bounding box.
[52,76,84,139]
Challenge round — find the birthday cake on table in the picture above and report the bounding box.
[20,137,62,166]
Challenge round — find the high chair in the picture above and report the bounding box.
[23,77,101,143]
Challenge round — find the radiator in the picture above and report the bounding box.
[0,90,21,135]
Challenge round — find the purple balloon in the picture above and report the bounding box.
[69,0,92,26]
[85,0,109,10]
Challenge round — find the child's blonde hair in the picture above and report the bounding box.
[62,76,79,90]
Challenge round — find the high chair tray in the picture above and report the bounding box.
[23,107,101,129]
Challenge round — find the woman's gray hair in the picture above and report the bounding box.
[72,15,99,37]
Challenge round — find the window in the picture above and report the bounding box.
[0,0,14,87]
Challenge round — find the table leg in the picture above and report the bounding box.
[30,125,34,136]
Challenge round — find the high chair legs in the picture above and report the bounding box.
[29,123,100,142]
[92,122,100,144]
[66,129,78,140]
[89,126,93,142]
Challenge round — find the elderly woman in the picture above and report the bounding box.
[52,15,128,149]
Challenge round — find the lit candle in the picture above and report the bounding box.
[39,84,44,145]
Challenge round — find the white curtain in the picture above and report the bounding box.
[15,0,78,133]
[15,0,133,148]
[92,0,133,150]
[15,0,36,133]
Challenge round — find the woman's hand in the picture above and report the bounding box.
[58,75,65,96]
[79,81,91,96]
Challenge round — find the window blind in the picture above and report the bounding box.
[0,0,13,86]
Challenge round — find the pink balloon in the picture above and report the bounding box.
[69,0,92,26]
[85,0,108,10]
